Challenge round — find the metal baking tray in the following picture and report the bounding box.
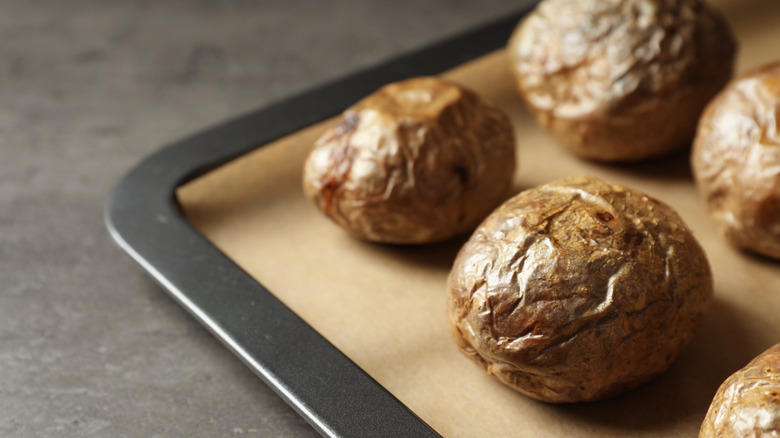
[105,6,536,437]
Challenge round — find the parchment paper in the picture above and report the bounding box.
[177,2,780,436]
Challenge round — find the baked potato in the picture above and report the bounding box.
[447,175,713,402]
[692,60,780,259]
[700,343,780,437]
[509,0,736,161]
[303,77,516,244]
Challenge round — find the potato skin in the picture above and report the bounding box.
[508,0,736,162]
[692,61,780,260]
[302,77,516,244]
[700,343,780,437]
[447,176,713,402]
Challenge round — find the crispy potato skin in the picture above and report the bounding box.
[447,176,713,402]
[509,0,736,162]
[302,77,516,244]
[692,61,780,259]
[700,343,780,437]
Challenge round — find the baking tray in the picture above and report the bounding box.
[106,1,780,437]
[105,5,535,438]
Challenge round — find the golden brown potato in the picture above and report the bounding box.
[700,343,780,437]
[302,77,516,244]
[508,0,736,162]
[692,61,780,260]
[447,175,713,402]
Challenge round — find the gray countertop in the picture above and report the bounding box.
[2,1,519,436]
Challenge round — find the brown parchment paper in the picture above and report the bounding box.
[177,2,780,436]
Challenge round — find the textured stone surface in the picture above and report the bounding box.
[0,0,519,436]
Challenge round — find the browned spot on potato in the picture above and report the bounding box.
[755,196,780,229]
[595,211,614,222]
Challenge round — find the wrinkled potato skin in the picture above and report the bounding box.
[700,343,780,437]
[447,176,713,402]
[692,61,780,259]
[509,0,736,162]
[303,77,516,244]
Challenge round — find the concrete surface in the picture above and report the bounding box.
[0,1,521,436]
